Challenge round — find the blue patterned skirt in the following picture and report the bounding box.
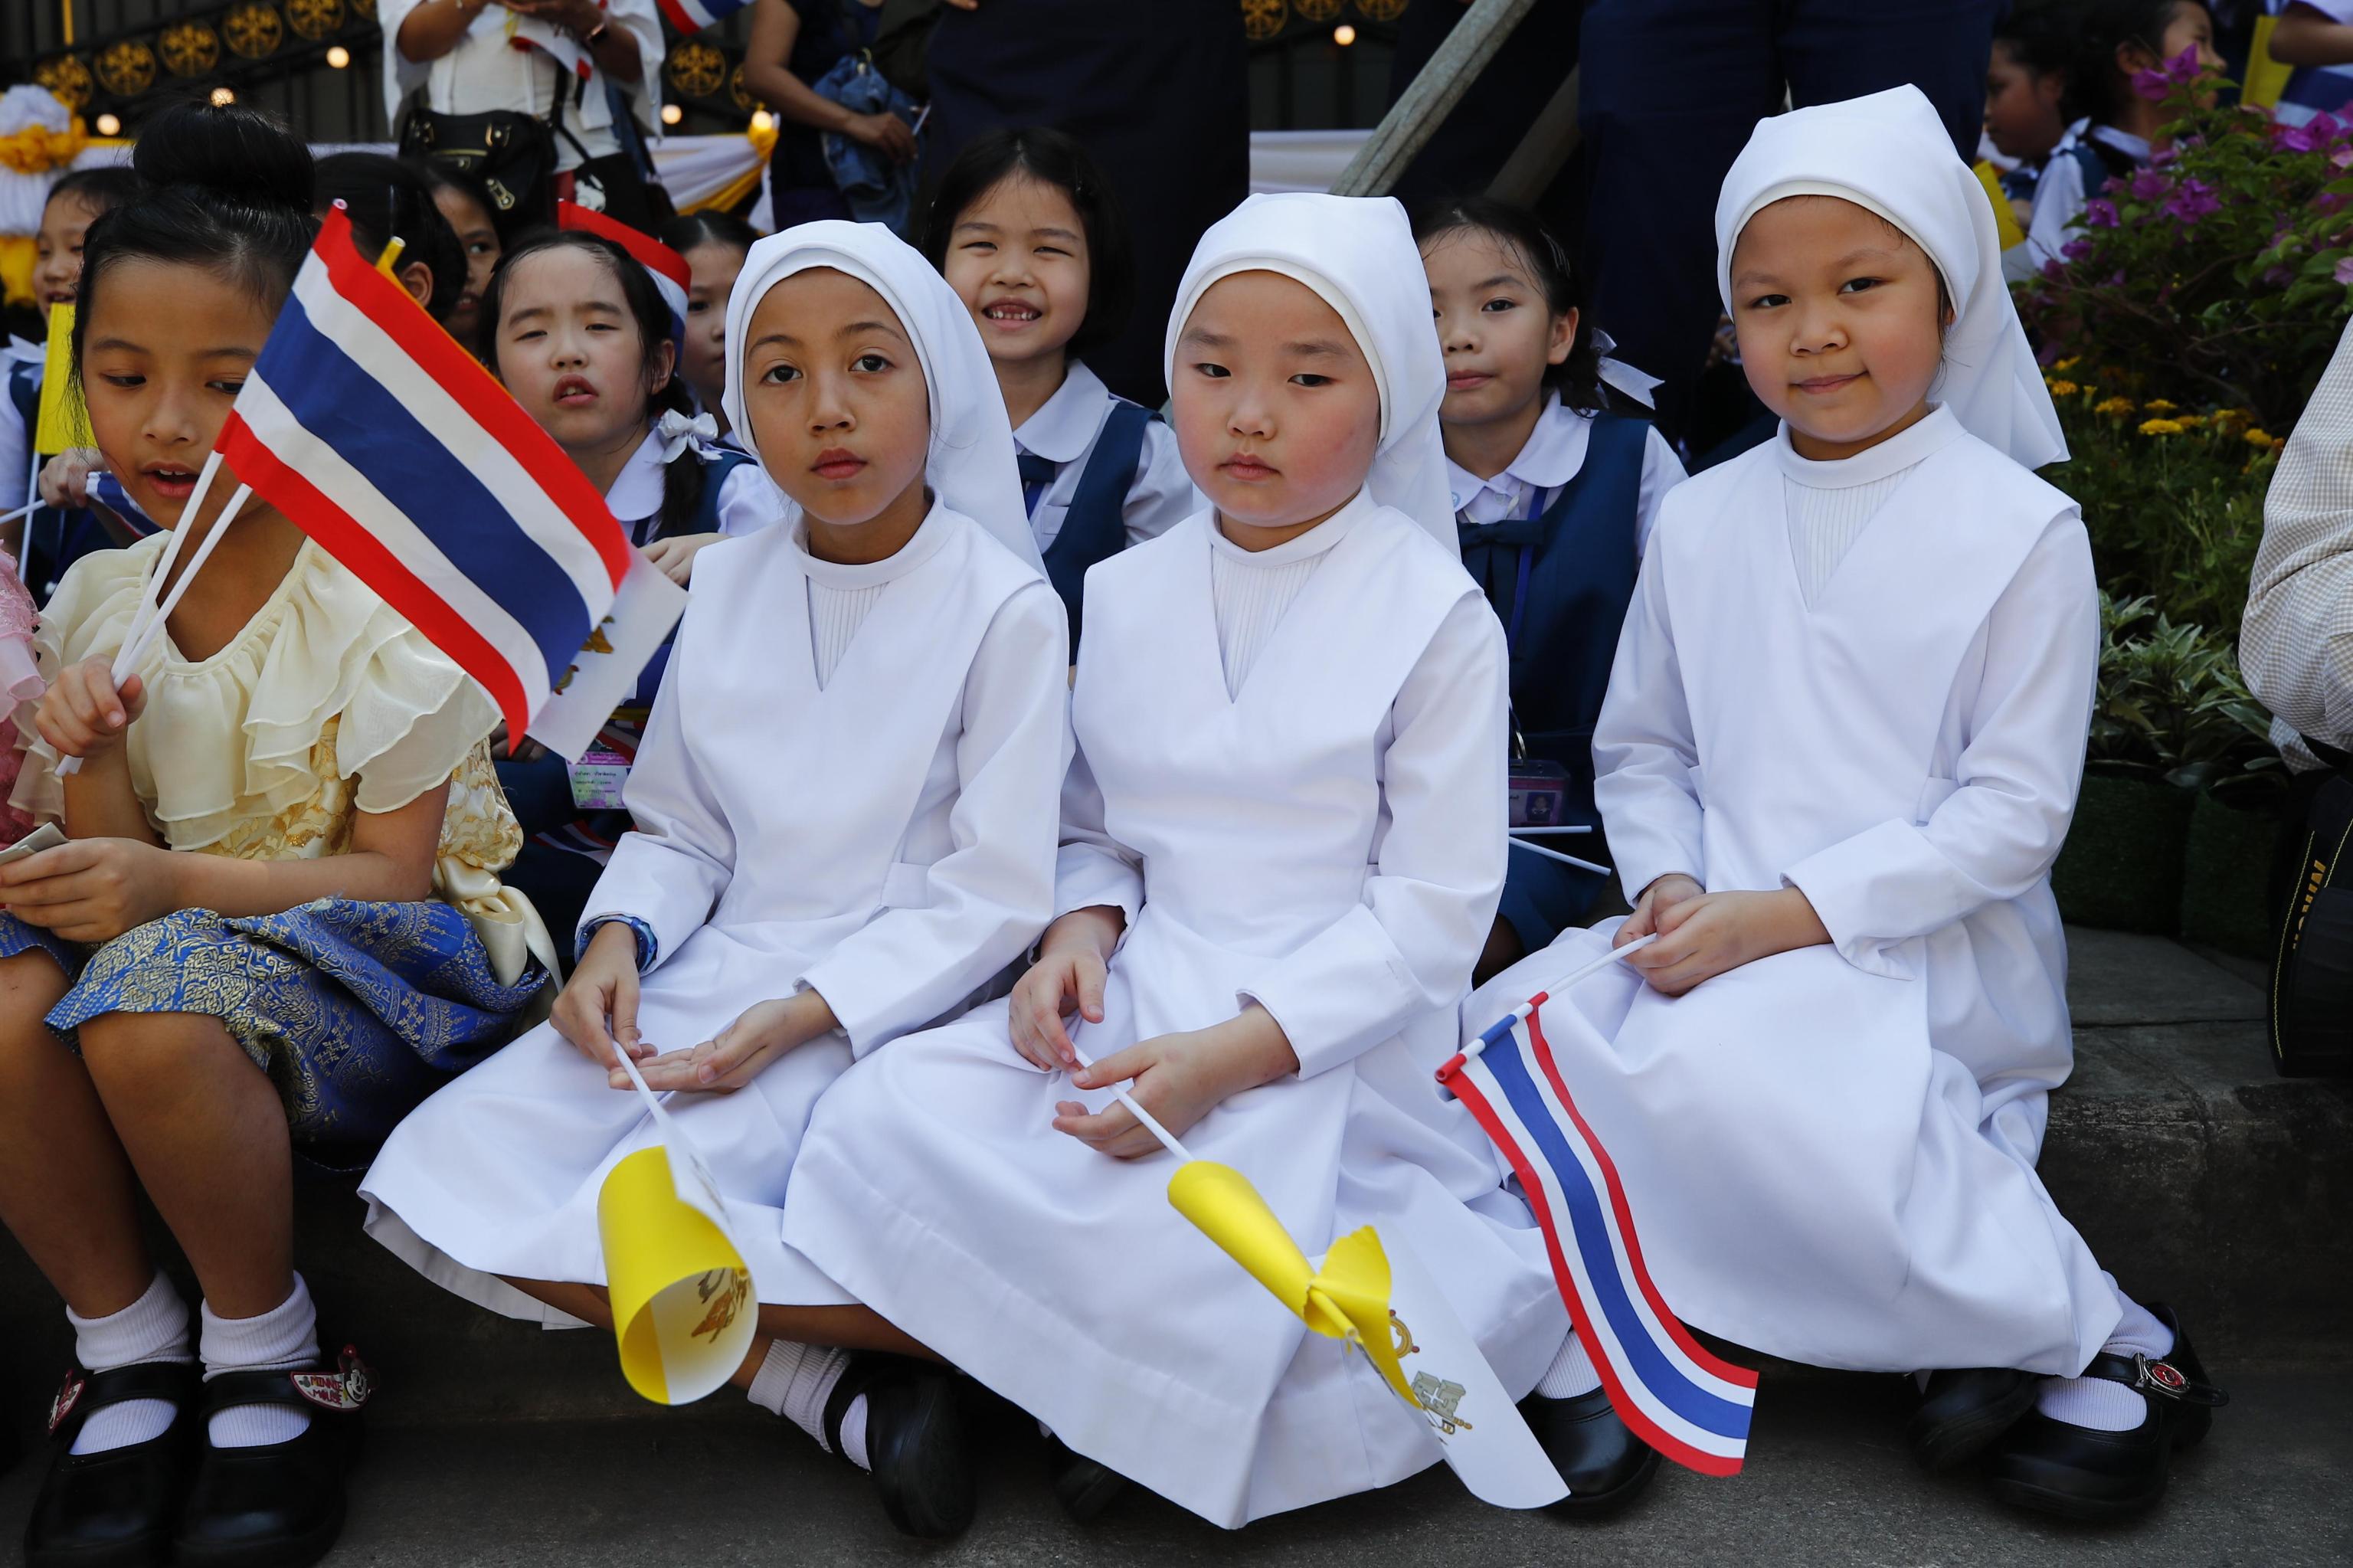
[0,899,545,1165]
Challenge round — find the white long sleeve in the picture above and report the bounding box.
[1593,541,1707,899]
[1782,515,2098,972]
[583,604,737,968]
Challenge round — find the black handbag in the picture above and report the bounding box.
[398,102,559,237]
[2268,734,2353,1076]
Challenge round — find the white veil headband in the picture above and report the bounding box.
[723,219,1043,574]
[1714,85,2068,470]
[1165,192,1458,557]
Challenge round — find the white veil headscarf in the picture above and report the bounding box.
[722,219,1043,574]
[1714,85,2068,470]
[1164,193,1458,557]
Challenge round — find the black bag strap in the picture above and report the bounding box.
[2302,732,2353,777]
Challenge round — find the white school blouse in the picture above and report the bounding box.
[602,426,783,545]
[1012,360,1198,554]
[1442,394,1684,554]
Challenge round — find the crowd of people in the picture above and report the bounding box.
[0,1,2302,1563]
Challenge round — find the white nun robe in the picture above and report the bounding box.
[1467,87,2123,1378]
[782,194,1566,1529]
[361,222,1071,1318]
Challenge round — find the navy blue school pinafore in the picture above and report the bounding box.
[498,445,755,948]
[1460,411,1648,951]
[6,362,115,604]
[1034,399,1153,653]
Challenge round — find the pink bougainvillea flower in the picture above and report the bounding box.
[2133,66,2173,101]
[2334,256,2353,286]
[2166,44,2205,83]
[2063,237,2094,260]
[2165,179,2220,223]
[2086,198,2121,228]
[2130,168,2170,201]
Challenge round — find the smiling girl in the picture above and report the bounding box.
[0,104,545,1568]
[1415,195,1684,980]
[1469,87,2224,1523]
[362,221,1070,1540]
[925,129,1196,647]
[784,193,1578,1530]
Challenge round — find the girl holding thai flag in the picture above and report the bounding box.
[362,220,1073,1540]
[0,104,549,1568]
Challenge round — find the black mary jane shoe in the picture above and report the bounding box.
[24,1360,199,1568]
[1984,1306,2227,1524]
[1044,1434,1129,1524]
[1521,1388,1661,1515]
[172,1346,373,1568]
[823,1354,974,1540]
[1907,1367,2040,1472]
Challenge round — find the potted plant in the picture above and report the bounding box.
[2053,596,2279,933]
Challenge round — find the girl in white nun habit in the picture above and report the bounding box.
[360,221,1072,1540]
[1467,86,2227,1524]
[783,193,1592,1530]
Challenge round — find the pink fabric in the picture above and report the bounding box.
[0,555,38,844]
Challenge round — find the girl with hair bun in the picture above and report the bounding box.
[0,101,548,1568]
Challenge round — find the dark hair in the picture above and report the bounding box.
[479,228,706,541]
[659,210,760,261]
[316,152,465,326]
[918,126,1134,360]
[1409,193,1605,415]
[2080,0,2200,121]
[1995,0,2088,119]
[411,158,499,230]
[44,164,142,222]
[74,101,316,377]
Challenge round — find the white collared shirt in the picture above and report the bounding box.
[2021,119,2148,277]
[604,426,784,545]
[1443,394,1685,556]
[1012,360,1200,554]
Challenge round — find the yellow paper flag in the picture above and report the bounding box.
[596,1145,755,1406]
[1166,1160,1417,1408]
[34,301,87,455]
[1973,162,2027,254]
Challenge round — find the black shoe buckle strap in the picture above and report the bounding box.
[47,1360,197,1441]
[2083,1350,2229,1408]
[201,1347,375,1420]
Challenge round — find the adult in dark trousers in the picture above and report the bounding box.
[917,0,1248,406]
[1579,0,2002,444]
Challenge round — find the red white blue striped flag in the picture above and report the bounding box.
[214,205,682,758]
[1438,992,1759,1477]
[656,0,754,33]
[558,199,690,355]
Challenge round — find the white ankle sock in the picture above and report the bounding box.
[2036,1293,2175,1433]
[1535,1329,1605,1399]
[198,1275,319,1449]
[65,1271,194,1455]
[746,1340,866,1469]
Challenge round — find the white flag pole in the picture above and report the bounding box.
[57,474,247,778]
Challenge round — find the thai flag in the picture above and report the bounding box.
[1437,996,1759,1477]
[213,205,682,756]
[656,0,753,32]
[89,473,158,537]
[559,200,689,355]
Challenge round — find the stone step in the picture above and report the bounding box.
[2,1367,2342,1566]
[2,928,2345,1446]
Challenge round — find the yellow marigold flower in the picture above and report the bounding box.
[2212,408,2254,432]
[2244,428,2279,448]
[2140,417,2185,436]
[2094,396,2136,416]
[2145,398,2179,414]
[2055,356,2082,371]
[2047,378,2080,397]
[2175,413,2208,429]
